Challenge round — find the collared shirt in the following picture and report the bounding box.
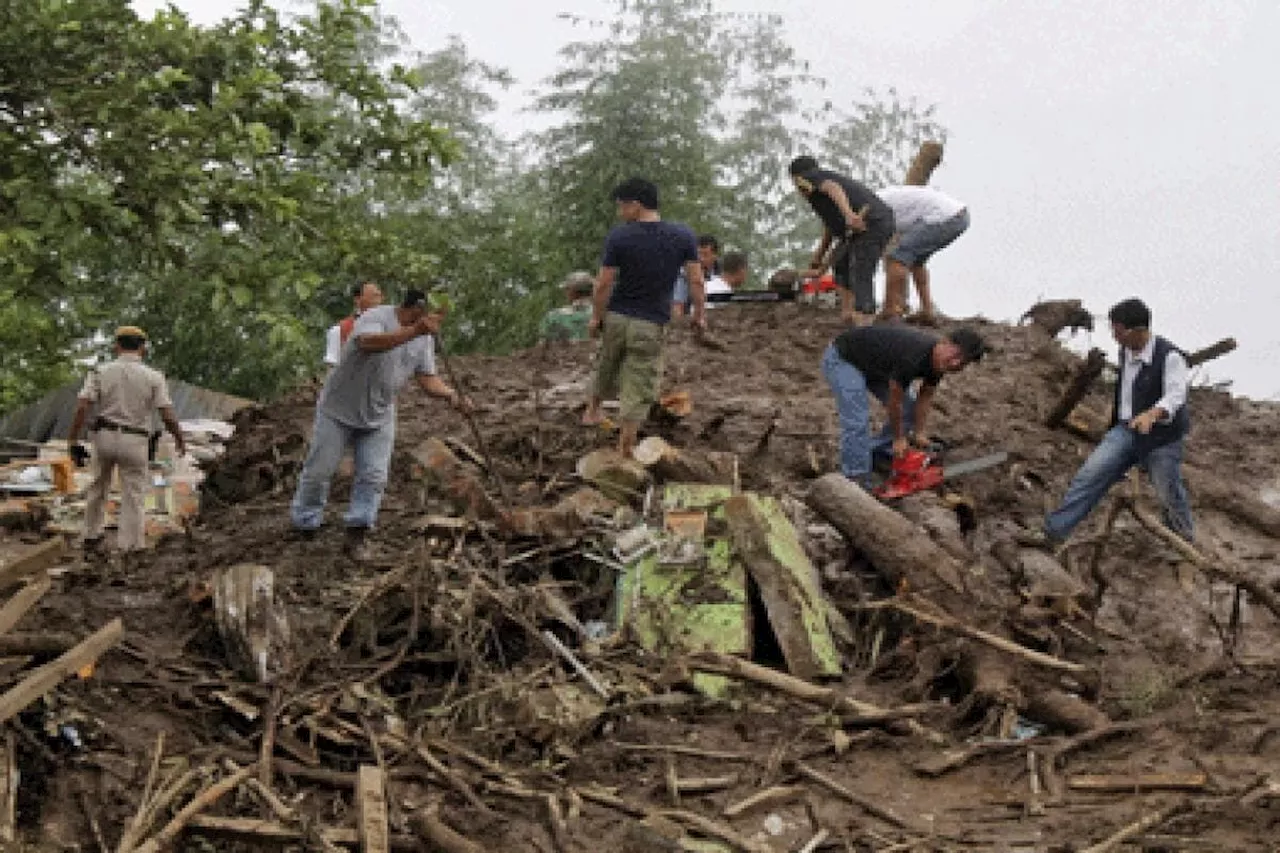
[77,353,173,432]
[1118,336,1189,422]
[318,305,436,429]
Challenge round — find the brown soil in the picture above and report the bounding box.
[5,302,1280,851]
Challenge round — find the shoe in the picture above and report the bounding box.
[1015,528,1063,552]
[343,526,372,561]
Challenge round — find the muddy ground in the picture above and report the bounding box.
[4,301,1279,851]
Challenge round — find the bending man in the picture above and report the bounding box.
[875,185,969,323]
[822,324,986,486]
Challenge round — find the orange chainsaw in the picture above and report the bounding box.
[873,449,1008,501]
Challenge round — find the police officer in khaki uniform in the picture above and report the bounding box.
[67,326,187,554]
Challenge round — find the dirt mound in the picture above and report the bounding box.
[5,301,1280,850]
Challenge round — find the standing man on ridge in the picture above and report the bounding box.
[582,178,704,457]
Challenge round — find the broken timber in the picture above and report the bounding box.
[0,575,52,636]
[213,564,291,683]
[357,765,391,853]
[1067,772,1207,793]
[904,141,944,186]
[723,494,840,679]
[0,618,123,725]
[1045,348,1106,429]
[1185,337,1237,367]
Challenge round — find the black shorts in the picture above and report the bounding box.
[832,225,894,312]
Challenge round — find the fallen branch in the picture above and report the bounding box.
[0,537,66,590]
[542,630,610,699]
[1040,720,1157,800]
[1185,337,1237,368]
[411,804,485,853]
[1079,799,1190,853]
[659,809,772,853]
[790,761,915,831]
[132,761,259,853]
[357,765,390,853]
[0,577,51,636]
[613,742,754,763]
[862,599,1090,675]
[722,785,805,818]
[1067,773,1207,793]
[1127,502,1280,623]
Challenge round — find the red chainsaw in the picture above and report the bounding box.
[872,449,1008,500]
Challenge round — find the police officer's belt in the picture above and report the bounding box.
[92,417,150,437]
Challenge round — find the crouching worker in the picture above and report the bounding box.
[822,324,987,486]
[290,289,471,560]
[1040,298,1193,546]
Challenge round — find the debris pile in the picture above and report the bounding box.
[1,301,1278,850]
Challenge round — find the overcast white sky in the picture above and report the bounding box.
[133,0,1280,400]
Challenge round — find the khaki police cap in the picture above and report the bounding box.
[115,326,147,340]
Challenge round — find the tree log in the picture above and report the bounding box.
[410,438,501,520]
[1045,348,1106,429]
[903,141,944,186]
[1185,337,1237,368]
[1021,300,1096,337]
[633,437,732,485]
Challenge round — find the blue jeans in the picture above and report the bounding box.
[1045,425,1193,542]
[822,344,917,485]
[290,409,396,530]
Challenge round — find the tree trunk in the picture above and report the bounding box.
[904,142,944,186]
[1021,300,1095,337]
[1045,348,1106,429]
[1185,337,1237,368]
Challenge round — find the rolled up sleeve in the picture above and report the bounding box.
[1156,350,1189,420]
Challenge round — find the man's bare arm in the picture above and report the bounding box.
[817,179,864,231]
[685,261,706,324]
[887,381,906,440]
[417,373,457,404]
[67,398,91,445]
[592,267,617,324]
[159,406,187,455]
[913,383,936,440]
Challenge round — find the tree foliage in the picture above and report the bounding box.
[0,0,944,413]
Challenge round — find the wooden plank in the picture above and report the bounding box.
[185,815,415,849]
[0,576,52,636]
[723,494,840,680]
[1067,772,1208,793]
[0,537,66,590]
[0,731,15,844]
[357,765,390,853]
[0,618,124,725]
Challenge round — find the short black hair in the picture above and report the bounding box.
[789,155,820,176]
[697,234,720,252]
[116,334,146,352]
[402,288,427,309]
[612,178,659,210]
[351,281,366,298]
[721,251,748,275]
[1108,298,1151,330]
[947,327,988,364]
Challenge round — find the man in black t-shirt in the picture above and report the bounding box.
[822,324,987,486]
[789,155,896,325]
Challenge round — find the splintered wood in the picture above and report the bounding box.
[357,765,391,853]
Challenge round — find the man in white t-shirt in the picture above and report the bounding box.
[876,186,969,323]
[705,251,748,303]
[324,281,384,369]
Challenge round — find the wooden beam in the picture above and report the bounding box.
[1067,773,1207,793]
[0,618,124,725]
[0,576,52,636]
[357,765,390,853]
[0,538,66,590]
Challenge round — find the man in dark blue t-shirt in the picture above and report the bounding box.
[582,178,704,456]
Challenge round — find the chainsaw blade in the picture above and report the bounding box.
[940,451,1009,480]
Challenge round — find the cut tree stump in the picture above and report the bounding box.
[357,765,390,853]
[0,537,66,590]
[213,564,291,683]
[904,141,944,186]
[0,618,124,725]
[576,449,650,503]
[723,494,840,679]
[633,437,733,485]
[1045,348,1106,429]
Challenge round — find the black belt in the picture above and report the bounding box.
[92,417,150,437]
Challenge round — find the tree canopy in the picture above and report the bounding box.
[0,0,944,411]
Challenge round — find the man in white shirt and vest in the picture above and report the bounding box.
[1041,298,1193,546]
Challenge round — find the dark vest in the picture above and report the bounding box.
[1111,335,1190,451]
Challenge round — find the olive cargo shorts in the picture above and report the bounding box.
[592,312,664,422]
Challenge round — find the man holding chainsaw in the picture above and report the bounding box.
[790,156,895,325]
[291,289,471,561]
[1039,298,1193,546]
[67,326,187,556]
[822,324,987,487]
